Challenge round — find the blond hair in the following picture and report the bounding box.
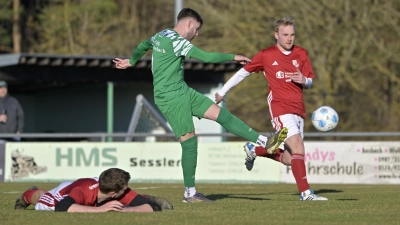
[274,17,296,32]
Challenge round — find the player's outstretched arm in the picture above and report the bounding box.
[113,38,153,69]
[233,55,251,65]
[215,68,252,104]
[188,47,235,64]
[187,46,251,65]
[113,58,131,69]
[121,204,153,213]
[68,200,124,213]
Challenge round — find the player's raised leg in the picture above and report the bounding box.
[244,144,292,171]
[202,103,287,152]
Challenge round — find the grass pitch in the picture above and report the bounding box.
[1,182,399,225]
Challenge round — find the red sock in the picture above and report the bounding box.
[291,153,310,192]
[255,146,283,162]
[21,189,37,205]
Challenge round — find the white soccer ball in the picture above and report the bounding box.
[311,106,339,132]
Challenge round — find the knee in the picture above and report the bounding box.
[282,151,292,166]
[285,134,305,154]
[179,132,195,142]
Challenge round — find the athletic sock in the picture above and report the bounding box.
[21,189,37,205]
[184,187,197,198]
[291,153,310,192]
[180,136,198,188]
[216,107,260,143]
[256,135,268,148]
[255,146,283,162]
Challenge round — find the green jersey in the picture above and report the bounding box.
[129,28,234,104]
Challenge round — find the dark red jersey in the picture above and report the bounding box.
[244,45,315,119]
[37,178,138,209]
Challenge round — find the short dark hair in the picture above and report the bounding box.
[177,8,203,26]
[98,168,131,193]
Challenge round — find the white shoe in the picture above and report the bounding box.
[300,189,328,201]
[244,142,256,171]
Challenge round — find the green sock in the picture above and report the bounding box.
[216,107,259,142]
[180,136,198,187]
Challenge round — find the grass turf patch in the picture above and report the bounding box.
[1,183,399,225]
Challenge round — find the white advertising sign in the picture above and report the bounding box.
[4,142,280,183]
[281,141,400,184]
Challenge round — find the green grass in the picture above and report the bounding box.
[1,183,399,225]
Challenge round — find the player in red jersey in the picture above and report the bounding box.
[14,168,173,212]
[215,17,327,200]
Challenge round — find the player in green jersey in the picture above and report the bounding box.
[113,8,287,203]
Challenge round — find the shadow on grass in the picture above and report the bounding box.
[291,189,343,196]
[206,189,346,201]
[206,193,271,201]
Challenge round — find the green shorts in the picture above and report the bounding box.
[156,88,214,138]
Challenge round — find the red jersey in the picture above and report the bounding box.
[244,45,315,119]
[37,178,138,209]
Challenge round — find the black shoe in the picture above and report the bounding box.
[14,186,38,210]
[142,194,174,210]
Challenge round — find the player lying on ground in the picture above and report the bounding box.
[14,168,173,212]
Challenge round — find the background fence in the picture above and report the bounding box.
[1,132,400,142]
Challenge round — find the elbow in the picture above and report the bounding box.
[200,58,212,63]
[54,203,69,212]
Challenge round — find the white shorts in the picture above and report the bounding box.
[35,181,73,211]
[271,114,304,149]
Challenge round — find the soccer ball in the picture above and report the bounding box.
[311,106,339,132]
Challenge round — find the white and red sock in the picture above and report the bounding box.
[255,146,283,163]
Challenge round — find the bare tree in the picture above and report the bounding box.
[187,0,400,133]
[12,0,21,53]
[24,0,400,133]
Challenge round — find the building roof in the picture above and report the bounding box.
[0,53,242,92]
[1,53,241,70]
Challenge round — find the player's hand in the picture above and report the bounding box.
[233,55,251,65]
[215,93,225,104]
[0,114,7,122]
[290,68,306,84]
[99,200,124,212]
[113,58,131,69]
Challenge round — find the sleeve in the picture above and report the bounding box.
[55,196,76,212]
[186,46,234,63]
[15,99,24,133]
[127,195,162,212]
[217,68,252,96]
[128,38,153,66]
[301,50,315,79]
[244,51,264,73]
[116,188,138,206]
[66,187,88,205]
